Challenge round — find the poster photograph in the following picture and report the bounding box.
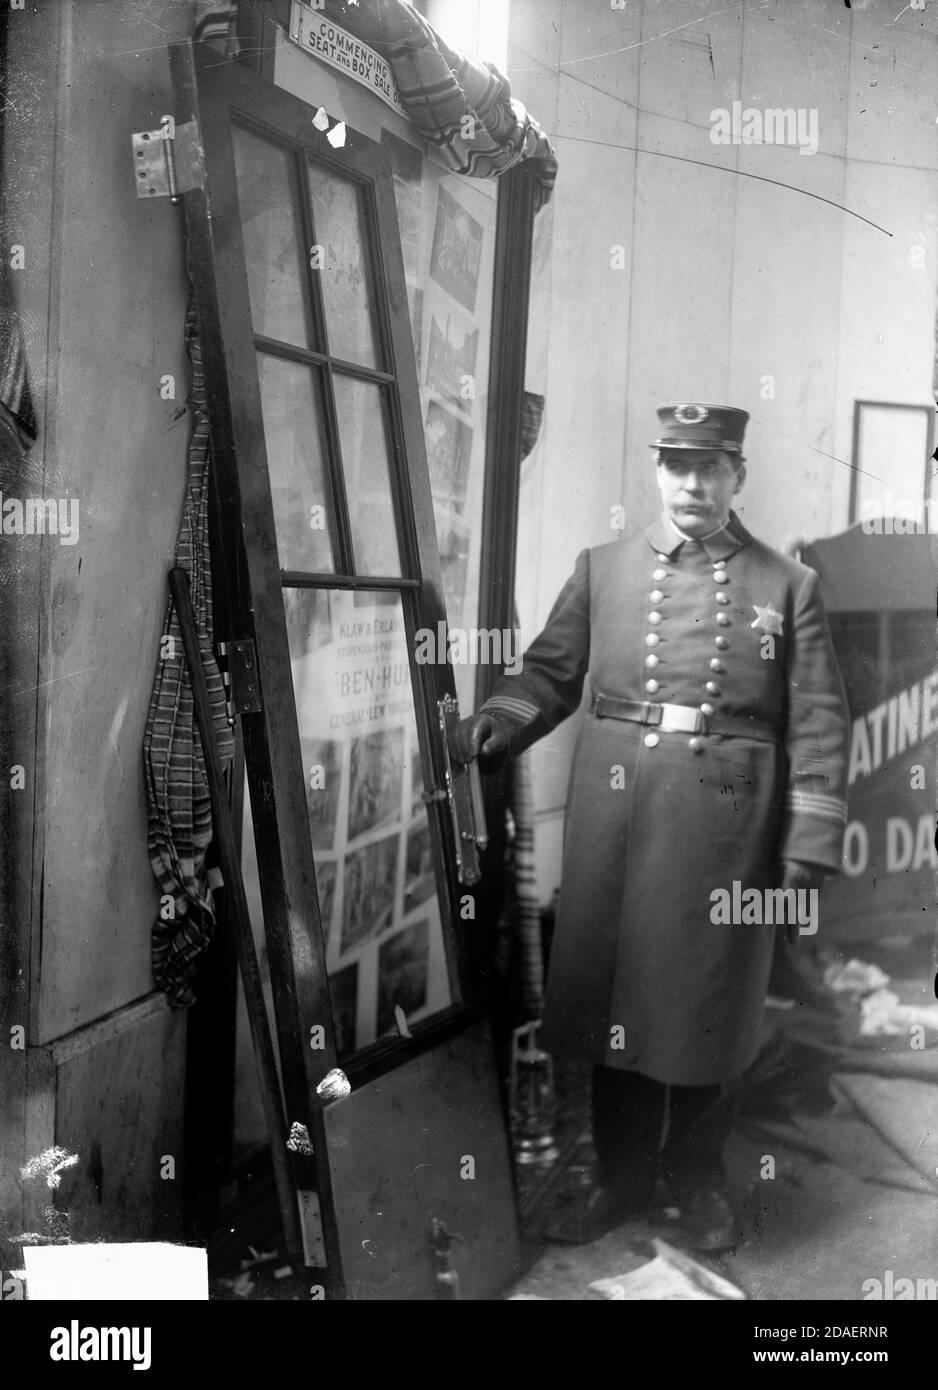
[424,398,473,515]
[315,857,338,945]
[404,820,436,913]
[300,736,344,851]
[429,185,484,312]
[426,310,479,409]
[347,726,405,841]
[375,919,431,1037]
[340,831,400,954]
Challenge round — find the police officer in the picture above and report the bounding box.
[451,403,850,1249]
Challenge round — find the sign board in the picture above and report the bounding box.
[288,2,407,117]
[803,523,938,941]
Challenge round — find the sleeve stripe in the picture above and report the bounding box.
[482,696,540,722]
[786,791,847,824]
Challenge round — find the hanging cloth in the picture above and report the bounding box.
[326,0,557,209]
[144,299,234,1007]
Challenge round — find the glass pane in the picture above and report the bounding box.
[333,375,401,576]
[287,587,455,1054]
[307,161,379,369]
[256,353,334,573]
[231,125,308,348]
[388,154,498,714]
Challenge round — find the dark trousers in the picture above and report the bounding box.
[591,1066,736,1204]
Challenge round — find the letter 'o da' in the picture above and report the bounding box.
[842,821,868,878]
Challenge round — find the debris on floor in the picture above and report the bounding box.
[508,932,938,1300]
[590,1239,745,1301]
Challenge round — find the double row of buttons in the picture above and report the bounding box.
[642,552,733,753]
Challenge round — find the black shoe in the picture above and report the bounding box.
[545,1185,647,1245]
[666,1187,737,1252]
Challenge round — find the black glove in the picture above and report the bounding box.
[448,711,509,773]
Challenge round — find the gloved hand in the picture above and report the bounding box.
[448,710,509,773]
[781,860,826,893]
[781,860,826,943]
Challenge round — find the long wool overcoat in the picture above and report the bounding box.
[484,511,850,1086]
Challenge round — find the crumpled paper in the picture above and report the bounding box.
[589,1238,745,1301]
[859,988,938,1037]
[823,958,891,996]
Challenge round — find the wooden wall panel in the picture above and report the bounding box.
[50,997,187,1246]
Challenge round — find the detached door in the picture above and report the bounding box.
[169,40,520,1298]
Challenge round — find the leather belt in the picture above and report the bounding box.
[590,692,778,743]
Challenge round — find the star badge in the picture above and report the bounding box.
[751,602,784,636]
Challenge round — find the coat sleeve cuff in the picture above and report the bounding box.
[781,796,847,873]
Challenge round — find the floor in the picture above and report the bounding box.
[209,934,938,1300]
[507,934,938,1300]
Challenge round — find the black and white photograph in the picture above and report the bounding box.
[315,857,338,945]
[424,398,473,514]
[347,727,405,842]
[300,736,344,851]
[403,819,436,912]
[3,0,938,1338]
[425,310,479,408]
[375,918,431,1037]
[429,185,484,312]
[339,832,400,954]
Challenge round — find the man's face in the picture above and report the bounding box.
[655,450,744,536]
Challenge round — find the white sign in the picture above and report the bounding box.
[23,1242,209,1300]
[289,2,406,117]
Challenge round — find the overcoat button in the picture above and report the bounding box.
[705,681,721,696]
[700,703,714,716]
[713,560,727,570]
[688,737,704,752]
[716,613,731,626]
[714,572,729,585]
[644,732,660,748]
[709,658,725,672]
[653,568,668,582]
[645,654,660,669]
[649,589,664,603]
[715,592,730,605]
[715,636,730,650]
[648,611,662,625]
[646,679,660,693]
[657,553,669,562]
[646,633,660,647]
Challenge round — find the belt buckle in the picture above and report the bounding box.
[658,703,701,735]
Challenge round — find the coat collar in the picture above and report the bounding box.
[645,509,752,562]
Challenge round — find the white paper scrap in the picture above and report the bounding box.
[590,1239,745,1301]
[23,1242,208,1300]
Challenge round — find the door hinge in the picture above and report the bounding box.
[132,115,203,203]
[217,638,263,719]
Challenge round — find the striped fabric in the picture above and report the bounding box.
[327,0,557,209]
[144,302,234,1007]
[510,751,545,1018]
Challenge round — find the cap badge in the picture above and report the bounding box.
[674,403,709,425]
